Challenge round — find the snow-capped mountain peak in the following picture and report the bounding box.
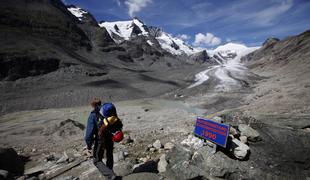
[156,32,197,55]
[99,18,149,43]
[99,18,198,56]
[67,6,87,21]
[210,42,260,59]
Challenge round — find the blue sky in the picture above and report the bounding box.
[63,0,310,47]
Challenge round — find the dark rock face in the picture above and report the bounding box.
[0,56,60,80]
[72,5,114,48]
[131,23,143,37]
[0,0,92,81]
[0,0,117,81]
[171,41,180,50]
[0,0,91,50]
[119,37,164,59]
[262,37,280,48]
[117,54,134,63]
[189,50,211,64]
[148,26,162,37]
[0,148,24,175]
[242,29,310,65]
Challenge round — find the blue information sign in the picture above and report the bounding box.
[194,117,230,147]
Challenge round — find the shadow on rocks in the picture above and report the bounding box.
[0,148,28,177]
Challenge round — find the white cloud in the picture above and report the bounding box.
[254,0,293,26]
[125,0,152,17]
[193,33,221,47]
[177,34,191,41]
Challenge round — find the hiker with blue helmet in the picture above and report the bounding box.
[84,98,123,180]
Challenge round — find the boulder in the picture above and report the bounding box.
[238,124,260,142]
[191,146,215,169]
[114,151,125,163]
[239,136,248,144]
[152,140,162,150]
[211,116,223,123]
[166,145,191,165]
[0,148,24,175]
[164,142,174,150]
[0,169,9,179]
[164,144,207,179]
[123,173,160,180]
[181,135,204,150]
[166,160,207,180]
[157,154,168,173]
[114,162,133,177]
[149,148,156,153]
[191,145,250,178]
[232,139,250,160]
[204,151,248,177]
[229,127,238,136]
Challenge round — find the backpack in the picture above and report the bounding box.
[99,103,123,142]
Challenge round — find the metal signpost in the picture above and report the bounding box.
[194,117,230,147]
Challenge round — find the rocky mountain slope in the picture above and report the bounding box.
[241,30,310,115]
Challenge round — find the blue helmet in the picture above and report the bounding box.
[99,103,117,119]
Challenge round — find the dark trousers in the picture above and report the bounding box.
[93,139,115,179]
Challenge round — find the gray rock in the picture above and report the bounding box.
[157,154,168,173]
[229,127,238,136]
[114,162,133,177]
[114,151,125,163]
[149,148,156,153]
[166,160,207,180]
[57,176,77,180]
[0,169,9,179]
[211,116,223,123]
[45,154,56,162]
[239,136,248,144]
[232,138,250,160]
[238,124,260,141]
[164,142,174,150]
[166,144,191,165]
[191,145,250,178]
[181,135,204,150]
[56,151,69,164]
[25,177,39,180]
[205,151,247,177]
[191,146,215,168]
[123,172,160,180]
[24,164,48,176]
[153,140,162,150]
[164,144,210,179]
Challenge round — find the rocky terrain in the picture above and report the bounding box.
[0,0,310,179]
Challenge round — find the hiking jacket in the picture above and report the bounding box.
[85,110,101,150]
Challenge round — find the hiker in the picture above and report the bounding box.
[84,98,123,180]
